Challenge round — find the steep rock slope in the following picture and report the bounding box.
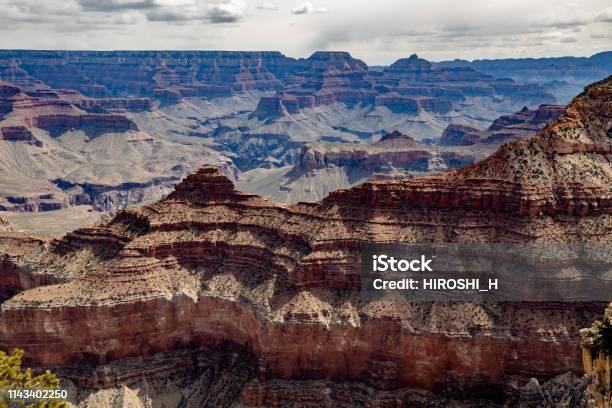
[0,77,610,406]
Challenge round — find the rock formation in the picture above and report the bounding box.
[0,76,610,406]
[439,104,566,147]
[482,104,566,143]
[438,124,482,146]
[0,125,42,146]
[0,80,237,214]
[238,100,566,204]
[0,50,556,125]
[238,130,483,203]
[0,80,139,137]
[0,50,292,100]
[438,52,612,102]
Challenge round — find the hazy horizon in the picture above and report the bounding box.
[0,47,610,65]
[0,0,610,65]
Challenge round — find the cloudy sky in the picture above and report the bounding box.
[0,0,610,65]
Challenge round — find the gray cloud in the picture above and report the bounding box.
[291,2,326,15]
[78,0,156,11]
[256,1,277,10]
[596,6,612,22]
[143,0,246,23]
[0,0,80,23]
[591,33,610,39]
[145,9,195,21]
[559,36,579,43]
[208,0,246,22]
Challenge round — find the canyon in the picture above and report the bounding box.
[0,75,610,406]
[0,49,582,228]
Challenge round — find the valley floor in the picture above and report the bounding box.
[2,205,106,237]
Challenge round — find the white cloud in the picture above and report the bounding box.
[111,10,145,24]
[534,3,594,28]
[291,2,313,15]
[290,2,326,15]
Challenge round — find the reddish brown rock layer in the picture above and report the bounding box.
[0,125,42,146]
[292,130,475,178]
[439,104,566,147]
[482,104,566,143]
[0,80,140,137]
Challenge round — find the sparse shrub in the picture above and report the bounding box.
[0,349,66,408]
[581,317,612,359]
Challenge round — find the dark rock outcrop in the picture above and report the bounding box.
[438,124,482,146]
[0,125,42,146]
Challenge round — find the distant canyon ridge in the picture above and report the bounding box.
[0,49,610,233]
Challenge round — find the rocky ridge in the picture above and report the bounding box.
[439,104,566,146]
[438,52,612,102]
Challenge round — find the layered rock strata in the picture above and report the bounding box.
[0,50,556,113]
[0,80,238,214]
[293,130,476,177]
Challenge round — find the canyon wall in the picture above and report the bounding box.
[0,77,610,405]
